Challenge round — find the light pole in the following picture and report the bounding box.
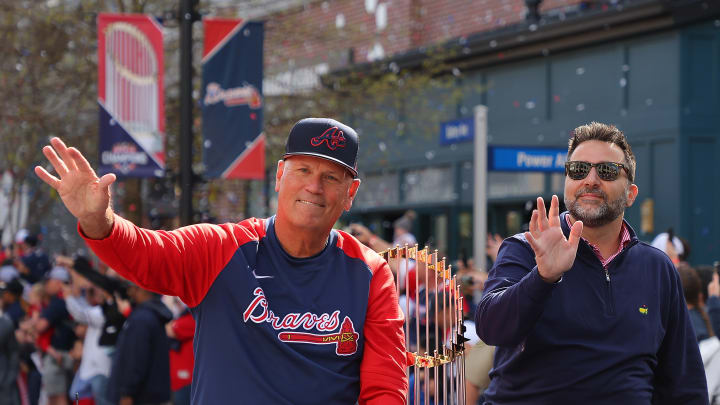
[179,0,199,226]
[473,105,488,268]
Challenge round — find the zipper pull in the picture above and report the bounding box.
[604,268,611,282]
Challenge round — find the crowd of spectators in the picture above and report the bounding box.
[0,231,194,405]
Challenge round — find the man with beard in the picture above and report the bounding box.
[475,122,707,404]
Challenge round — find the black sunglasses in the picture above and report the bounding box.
[565,161,632,182]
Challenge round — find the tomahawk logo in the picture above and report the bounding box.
[310,127,346,150]
[279,317,359,356]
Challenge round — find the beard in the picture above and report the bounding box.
[564,186,628,228]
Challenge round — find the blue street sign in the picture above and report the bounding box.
[440,118,474,145]
[489,146,567,172]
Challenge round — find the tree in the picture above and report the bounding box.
[0,0,178,250]
[0,0,480,252]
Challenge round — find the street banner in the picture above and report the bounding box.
[97,13,165,177]
[202,18,264,179]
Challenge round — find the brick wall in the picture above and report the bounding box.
[264,0,586,70]
[265,0,415,72]
[417,0,527,45]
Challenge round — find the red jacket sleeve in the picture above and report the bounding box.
[80,215,265,307]
[359,254,408,404]
[171,313,196,342]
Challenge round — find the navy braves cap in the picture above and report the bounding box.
[283,118,359,178]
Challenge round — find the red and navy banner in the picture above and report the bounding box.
[202,18,264,179]
[97,13,165,177]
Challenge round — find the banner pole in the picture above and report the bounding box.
[179,0,198,225]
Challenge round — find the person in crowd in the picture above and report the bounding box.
[678,236,692,266]
[67,256,129,351]
[348,210,417,252]
[348,223,391,252]
[464,337,494,405]
[392,211,417,247]
[476,122,707,403]
[455,258,486,316]
[35,118,407,404]
[16,283,44,405]
[61,258,113,405]
[106,284,172,405]
[0,280,21,405]
[0,260,20,284]
[449,256,492,405]
[14,235,51,284]
[651,228,685,266]
[34,266,76,405]
[680,264,720,404]
[678,264,720,341]
[0,278,25,329]
[166,307,194,405]
[0,246,8,265]
[697,265,719,304]
[485,234,503,265]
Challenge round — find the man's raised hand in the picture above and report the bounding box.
[35,137,116,239]
[524,195,583,283]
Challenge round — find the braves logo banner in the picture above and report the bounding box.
[97,13,165,177]
[202,18,264,179]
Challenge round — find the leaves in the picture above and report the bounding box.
[0,0,491,235]
[0,0,175,238]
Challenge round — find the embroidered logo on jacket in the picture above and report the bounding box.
[243,287,359,355]
[639,305,648,315]
[310,127,346,150]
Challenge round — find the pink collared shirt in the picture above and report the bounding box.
[565,215,631,269]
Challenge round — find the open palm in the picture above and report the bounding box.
[524,195,583,282]
[35,138,116,231]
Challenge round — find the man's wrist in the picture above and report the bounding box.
[78,209,114,240]
[537,269,562,284]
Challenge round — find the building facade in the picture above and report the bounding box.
[260,0,720,266]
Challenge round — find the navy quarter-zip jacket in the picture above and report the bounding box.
[476,212,707,405]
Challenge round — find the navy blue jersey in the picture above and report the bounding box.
[83,215,407,404]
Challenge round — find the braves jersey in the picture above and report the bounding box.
[81,215,408,404]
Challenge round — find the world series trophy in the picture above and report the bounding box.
[381,245,467,405]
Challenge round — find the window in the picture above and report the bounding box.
[403,166,454,203]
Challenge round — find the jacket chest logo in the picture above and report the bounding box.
[243,287,359,356]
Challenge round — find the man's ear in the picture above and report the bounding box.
[275,160,285,193]
[344,179,361,211]
[625,183,639,207]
